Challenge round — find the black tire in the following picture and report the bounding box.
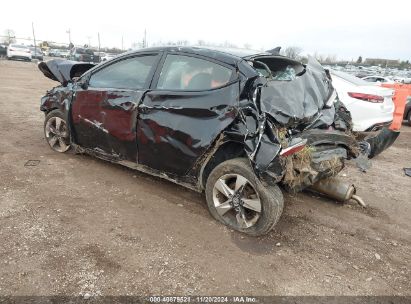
[44,109,71,153]
[407,111,411,127]
[205,158,284,236]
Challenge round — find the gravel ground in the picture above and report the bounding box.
[0,59,410,296]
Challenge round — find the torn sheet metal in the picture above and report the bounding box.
[259,57,334,128]
[299,129,358,156]
[38,59,95,85]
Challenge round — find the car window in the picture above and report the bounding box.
[89,54,158,90]
[157,54,233,90]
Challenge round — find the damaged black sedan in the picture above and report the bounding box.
[39,47,387,236]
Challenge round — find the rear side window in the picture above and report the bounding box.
[89,54,158,90]
[157,54,233,91]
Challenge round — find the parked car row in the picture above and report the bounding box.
[47,48,118,63]
[69,47,100,63]
[1,43,120,63]
[1,44,45,61]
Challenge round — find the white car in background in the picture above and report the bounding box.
[330,70,395,132]
[392,76,411,84]
[7,44,32,61]
[59,50,70,58]
[361,75,395,84]
[101,53,117,61]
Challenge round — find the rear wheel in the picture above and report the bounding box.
[407,111,411,127]
[205,158,284,236]
[44,110,71,153]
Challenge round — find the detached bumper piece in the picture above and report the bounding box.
[365,127,400,158]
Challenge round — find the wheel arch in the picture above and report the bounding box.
[198,140,247,191]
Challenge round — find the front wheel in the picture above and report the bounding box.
[205,158,284,236]
[44,110,71,153]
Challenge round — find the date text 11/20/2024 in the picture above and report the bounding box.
[147,296,257,303]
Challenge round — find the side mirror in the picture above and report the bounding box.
[77,75,90,90]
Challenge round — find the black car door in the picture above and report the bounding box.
[71,52,160,161]
[136,53,239,176]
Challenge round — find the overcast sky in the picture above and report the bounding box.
[1,0,410,60]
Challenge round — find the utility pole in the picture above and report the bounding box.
[87,36,91,48]
[121,36,124,51]
[66,29,71,44]
[7,29,15,45]
[143,29,147,48]
[98,32,101,55]
[32,22,37,57]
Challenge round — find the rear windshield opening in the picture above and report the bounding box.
[250,56,305,80]
[10,44,28,49]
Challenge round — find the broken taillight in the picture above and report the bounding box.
[280,139,307,157]
[348,92,384,103]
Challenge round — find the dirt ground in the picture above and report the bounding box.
[0,59,410,297]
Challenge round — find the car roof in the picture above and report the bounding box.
[330,69,373,86]
[363,75,389,78]
[119,46,271,66]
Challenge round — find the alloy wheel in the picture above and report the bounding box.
[45,117,70,152]
[212,174,261,229]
